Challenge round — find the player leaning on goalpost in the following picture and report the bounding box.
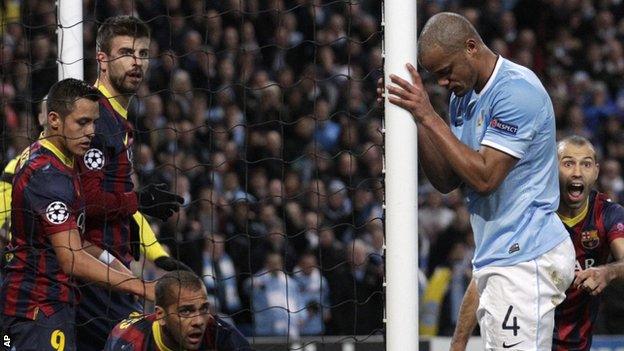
[75,15,190,351]
[0,79,155,351]
[104,271,253,351]
[381,12,575,350]
[450,136,624,351]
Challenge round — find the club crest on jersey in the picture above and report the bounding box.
[46,201,70,224]
[489,118,518,135]
[581,230,599,249]
[84,148,105,170]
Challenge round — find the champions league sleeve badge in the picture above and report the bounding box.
[83,148,105,170]
[46,201,70,224]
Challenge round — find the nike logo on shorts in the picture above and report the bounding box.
[502,341,522,348]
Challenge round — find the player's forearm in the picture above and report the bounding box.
[605,261,624,283]
[81,240,134,275]
[420,115,501,194]
[418,126,461,193]
[450,279,479,351]
[81,172,138,219]
[67,250,147,297]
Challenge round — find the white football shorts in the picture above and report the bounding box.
[474,237,575,350]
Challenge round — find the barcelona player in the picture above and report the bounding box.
[552,135,624,350]
[104,271,252,351]
[0,79,155,351]
[76,16,189,351]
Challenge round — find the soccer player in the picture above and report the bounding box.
[76,16,188,350]
[449,137,624,351]
[552,136,624,350]
[0,78,155,351]
[384,12,575,350]
[104,270,253,351]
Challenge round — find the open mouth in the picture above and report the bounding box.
[567,182,585,202]
[187,331,203,344]
[127,71,143,80]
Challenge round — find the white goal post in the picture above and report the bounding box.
[383,1,419,350]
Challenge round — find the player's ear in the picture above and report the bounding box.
[48,111,62,130]
[96,51,108,72]
[465,38,478,54]
[155,305,166,326]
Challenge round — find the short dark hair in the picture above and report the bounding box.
[155,270,205,309]
[47,78,101,118]
[96,16,150,54]
[557,135,597,161]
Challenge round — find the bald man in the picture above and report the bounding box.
[383,12,575,350]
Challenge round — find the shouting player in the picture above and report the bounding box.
[552,135,624,350]
[104,270,252,351]
[76,16,188,351]
[0,79,154,351]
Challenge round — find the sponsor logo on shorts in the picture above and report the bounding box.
[581,230,599,249]
[490,118,518,135]
[503,341,522,348]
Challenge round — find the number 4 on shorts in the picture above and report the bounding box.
[502,305,520,336]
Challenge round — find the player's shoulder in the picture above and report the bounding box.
[113,312,153,333]
[18,146,71,181]
[213,315,253,350]
[493,58,546,99]
[106,313,152,349]
[597,193,624,225]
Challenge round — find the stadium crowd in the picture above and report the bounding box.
[0,0,623,340]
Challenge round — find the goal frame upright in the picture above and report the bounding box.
[383,1,419,350]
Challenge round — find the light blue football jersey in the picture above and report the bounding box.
[449,57,568,270]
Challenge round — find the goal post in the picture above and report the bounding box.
[383,0,419,350]
[57,0,83,80]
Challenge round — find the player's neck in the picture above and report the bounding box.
[44,134,72,161]
[558,199,589,221]
[97,77,131,108]
[474,49,498,93]
[160,324,184,351]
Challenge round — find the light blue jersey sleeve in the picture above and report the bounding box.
[481,79,544,159]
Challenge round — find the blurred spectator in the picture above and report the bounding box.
[419,191,455,244]
[329,239,383,335]
[244,252,303,338]
[324,179,354,242]
[202,233,241,317]
[293,252,331,335]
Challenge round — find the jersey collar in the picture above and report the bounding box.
[95,81,128,119]
[474,55,503,98]
[558,200,589,228]
[152,321,177,351]
[39,139,74,168]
